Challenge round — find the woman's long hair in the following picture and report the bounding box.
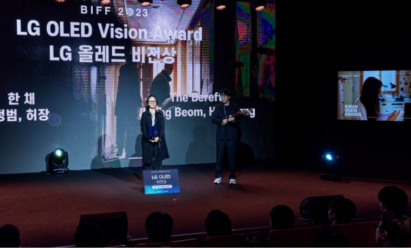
[360,77,382,121]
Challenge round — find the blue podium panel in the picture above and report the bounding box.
[143,169,180,195]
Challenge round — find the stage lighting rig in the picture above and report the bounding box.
[46,148,69,174]
[320,152,340,181]
[138,0,153,7]
[215,0,227,10]
[221,0,272,12]
[253,0,265,11]
[177,0,191,9]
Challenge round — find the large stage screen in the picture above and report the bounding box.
[338,70,411,121]
[0,0,275,174]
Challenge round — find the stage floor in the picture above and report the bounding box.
[1,163,411,247]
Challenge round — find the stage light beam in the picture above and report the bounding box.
[325,153,333,161]
[55,149,63,158]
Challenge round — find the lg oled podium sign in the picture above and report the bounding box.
[143,169,181,194]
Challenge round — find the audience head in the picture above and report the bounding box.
[205,210,232,237]
[74,223,105,247]
[375,211,411,247]
[145,212,174,243]
[378,186,408,215]
[328,197,357,224]
[313,225,346,247]
[269,205,295,229]
[0,224,20,247]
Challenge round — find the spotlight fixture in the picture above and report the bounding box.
[324,152,333,161]
[46,148,69,174]
[320,152,340,181]
[55,0,66,2]
[254,0,265,12]
[138,0,152,7]
[177,0,191,9]
[101,0,110,5]
[215,0,226,10]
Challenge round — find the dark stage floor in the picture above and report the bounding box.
[1,163,411,247]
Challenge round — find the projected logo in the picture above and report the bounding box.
[143,169,181,194]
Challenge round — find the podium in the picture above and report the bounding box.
[143,169,181,194]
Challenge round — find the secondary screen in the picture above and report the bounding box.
[338,70,411,121]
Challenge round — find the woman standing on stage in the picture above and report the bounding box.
[141,94,169,169]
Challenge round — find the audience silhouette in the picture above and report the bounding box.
[328,197,357,225]
[5,186,411,247]
[205,210,233,237]
[269,205,295,230]
[378,186,408,215]
[74,223,106,247]
[145,212,174,244]
[375,211,411,247]
[0,224,20,247]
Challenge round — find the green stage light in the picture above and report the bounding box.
[55,149,63,158]
[320,152,340,181]
[47,148,69,174]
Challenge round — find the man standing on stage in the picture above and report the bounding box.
[115,55,142,158]
[150,64,173,106]
[212,88,242,185]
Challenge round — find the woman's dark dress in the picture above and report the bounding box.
[140,110,169,169]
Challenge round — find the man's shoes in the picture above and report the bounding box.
[229,179,236,185]
[214,177,222,184]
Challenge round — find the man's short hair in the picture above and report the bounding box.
[329,197,356,224]
[74,223,106,247]
[145,212,174,243]
[205,210,232,236]
[0,224,20,247]
[269,205,295,229]
[378,186,408,215]
[164,63,174,70]
[313,225,346,247]
[379,211,411,247]
[219,88,232,97]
